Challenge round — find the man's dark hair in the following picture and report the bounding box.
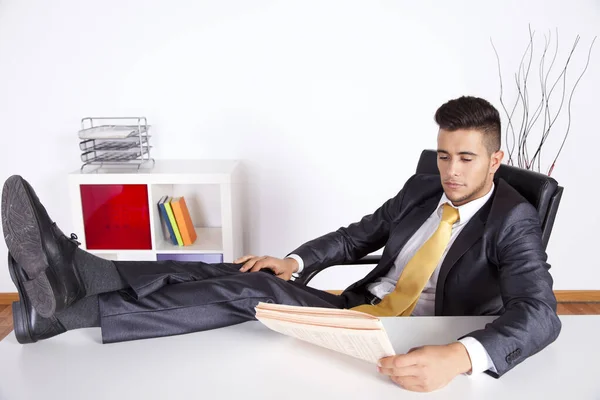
[434,96,501,154]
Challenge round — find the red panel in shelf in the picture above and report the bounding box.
[80,184,152,250]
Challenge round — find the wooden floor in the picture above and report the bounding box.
[0,303,599,342]
[0,304,13,341]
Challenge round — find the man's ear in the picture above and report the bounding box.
[490,150,504,174]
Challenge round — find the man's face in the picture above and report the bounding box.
[436,129,503,206]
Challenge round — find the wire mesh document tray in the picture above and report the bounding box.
[78,117,155,172]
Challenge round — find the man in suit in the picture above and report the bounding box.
[2,96,560,393]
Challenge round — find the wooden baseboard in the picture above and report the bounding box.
[554,291,600,303]
[0,293,19,304]
[1,290,599,305]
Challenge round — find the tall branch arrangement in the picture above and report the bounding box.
[491,26,596,176]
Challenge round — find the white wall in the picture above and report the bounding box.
[0,0,598,292]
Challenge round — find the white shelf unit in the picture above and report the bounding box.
[68,160,244,263]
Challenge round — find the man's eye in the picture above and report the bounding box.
[462,159,472,162]
[438,156,448,160]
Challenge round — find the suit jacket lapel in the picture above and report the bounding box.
[385,195,441,264]
[353,195,441,287]
[434,199,492,315]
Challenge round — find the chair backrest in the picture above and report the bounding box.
[416,149,563,250]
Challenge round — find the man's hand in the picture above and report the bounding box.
[377,343,472,392]
[234,255,299,281]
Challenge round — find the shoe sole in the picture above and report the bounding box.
[7,258,35,344]
[2,176,56,317]
[11,302,34,344]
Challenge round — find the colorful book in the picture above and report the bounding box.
[164,197,184,246]
[157,195,177,245]
[170,196,197,246]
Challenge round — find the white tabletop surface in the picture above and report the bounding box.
[0,315,598,400]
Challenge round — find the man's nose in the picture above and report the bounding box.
[448,160,461,177]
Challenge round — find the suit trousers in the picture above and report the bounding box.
[98,261,348,343]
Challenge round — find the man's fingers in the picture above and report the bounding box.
[234,255,256,264]
[378,353,420,369]
[408,346,424,353]
[378,365,422,378]
[377,367,395,376]
[239,259,256,272]
[240,256,265,272]
[249,258,273,273]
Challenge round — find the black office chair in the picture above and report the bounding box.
[295,149,564,286]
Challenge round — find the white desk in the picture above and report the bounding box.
[0,315,598,399]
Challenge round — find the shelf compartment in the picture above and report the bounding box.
[80,184,152,250]
[150,183,222,250]
[155,227,223,254]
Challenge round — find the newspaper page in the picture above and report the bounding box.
[255,304,395,364]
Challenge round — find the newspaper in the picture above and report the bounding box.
[255,302,395,364]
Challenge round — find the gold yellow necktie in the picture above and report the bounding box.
[351,203,460,317]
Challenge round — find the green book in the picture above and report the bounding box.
[164,197,184,246]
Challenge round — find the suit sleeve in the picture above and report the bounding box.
[465,202,562,378]
[288,175,416,277]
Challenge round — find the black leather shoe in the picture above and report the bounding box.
[8,254,66,344]
[2,175,85,317]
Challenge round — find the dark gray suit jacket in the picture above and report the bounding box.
[291,173,561,377]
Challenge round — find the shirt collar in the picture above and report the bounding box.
[436,183,495,226]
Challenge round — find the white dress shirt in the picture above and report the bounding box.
[288,184,497,375]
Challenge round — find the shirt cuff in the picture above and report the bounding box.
[458,336,498,375]
[286,254,304,274]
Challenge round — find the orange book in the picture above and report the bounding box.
[170,197,197,246]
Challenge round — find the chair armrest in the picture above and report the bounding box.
[294,255,381,286]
